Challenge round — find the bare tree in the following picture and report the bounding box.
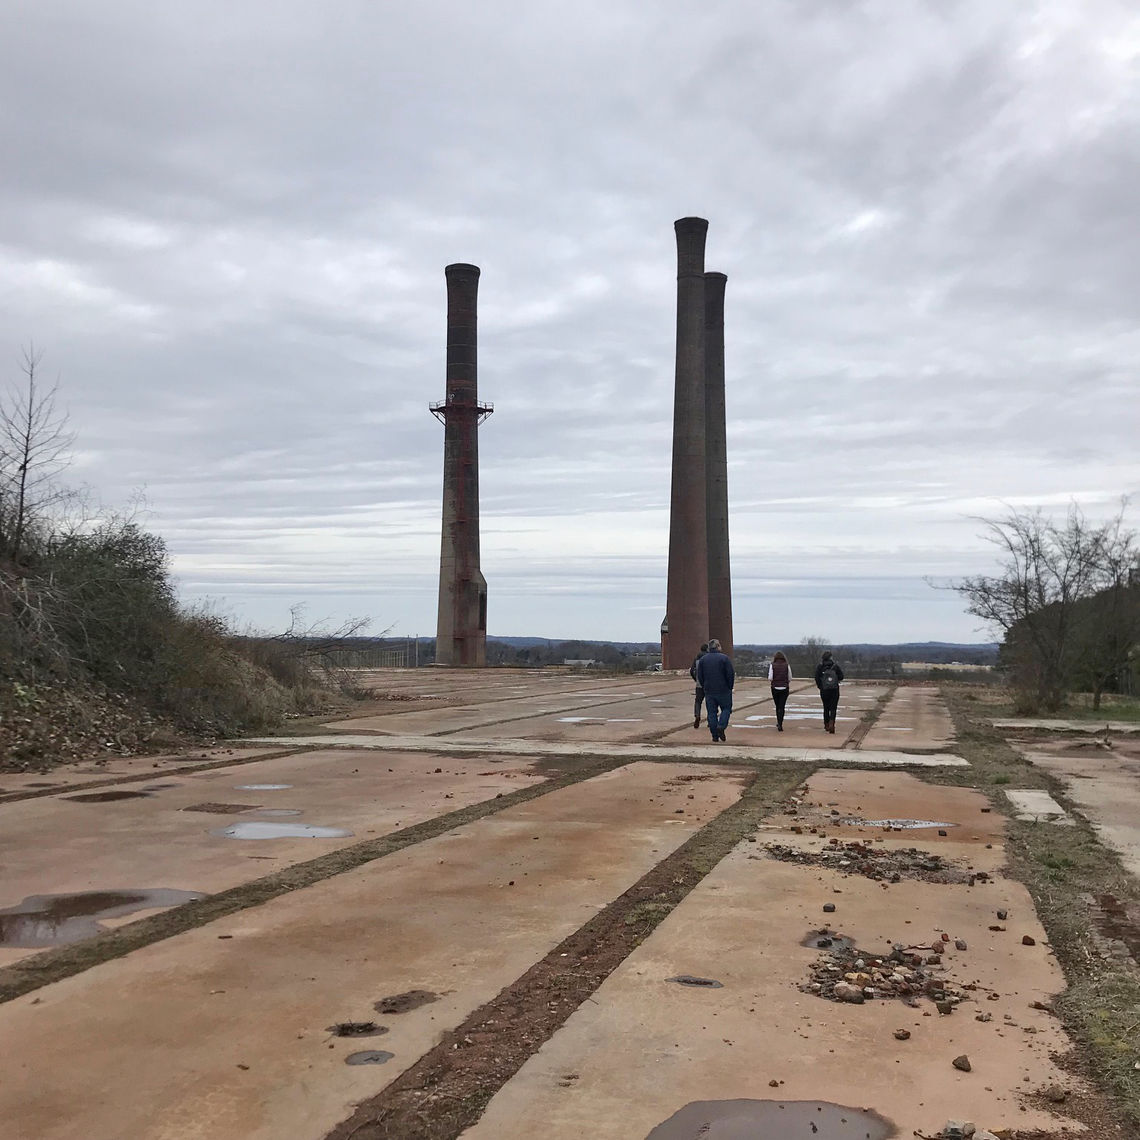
[953,502,1138,712]
[1067,511,1140,709]
[0,346,74,561]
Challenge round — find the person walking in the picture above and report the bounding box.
[814,649,844,734]
[689,643,709,729]
[696,638,734,742]
[768,650,792,731]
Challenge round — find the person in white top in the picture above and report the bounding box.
[768,650,792,732]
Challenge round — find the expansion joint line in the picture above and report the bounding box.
[323,763,811,1140]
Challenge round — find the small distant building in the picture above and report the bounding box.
[563,658,600,668]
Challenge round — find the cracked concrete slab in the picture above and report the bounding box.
[1016,739,1140,878]
[0,762,747,1140]
[1003,789,1074,825]
[0,749,543,965]
[462,770,1080,1140]
[860,685,955,752]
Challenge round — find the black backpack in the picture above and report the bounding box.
[819,664,839,692]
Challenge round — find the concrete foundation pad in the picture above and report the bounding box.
[0,762,747,1140]
[1003,789,1074,825]
[0,746,293,800]
[860,685,955,751]
[0,749,543,964]
[1016,740,1140,879]
[994,719,1140,734]
[462,771,1080,1140]
[249,734,970,767]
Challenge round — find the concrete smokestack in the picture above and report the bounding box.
[432,263,492,666]
[662,218,709,670]
[704,271,733,658]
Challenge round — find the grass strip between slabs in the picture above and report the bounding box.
[0,755,623,1005]
[324,763,806,1140]
[939,685,1140,1133]
[0,747,310,805]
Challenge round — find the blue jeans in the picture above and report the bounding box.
[704,691,732,738]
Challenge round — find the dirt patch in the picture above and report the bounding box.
[764,841,973,884]
[180,802,262,814]
[326,1022,389,1038]
[323,764,805,1140]
[374,990,438,1014]
[1096,894,1140,962]
[64,790,152,803]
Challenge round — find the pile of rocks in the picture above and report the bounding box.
[766,840,973,885]
[803,930,970,1008]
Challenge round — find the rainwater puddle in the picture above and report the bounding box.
[0,888,203,948]
[65,790,152,803]
[645,1099,894,1139]
[558,717,603,723]
[255,808,303,818]
[667,975,723,989]
[141,783,180,791]
[841,818,956,830]
[214,821,353,840]
[344,1050,394,1066]
[236,783,293,791]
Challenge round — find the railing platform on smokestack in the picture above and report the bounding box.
[430,399,494,425]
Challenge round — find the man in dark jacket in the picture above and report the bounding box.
[689,643,709,729]
[695,638,734,742]
[814,650,845,734]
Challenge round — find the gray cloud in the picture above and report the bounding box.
[2,0,1138,644]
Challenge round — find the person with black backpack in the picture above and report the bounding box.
[814,650,845,734]
[689,643,709,729]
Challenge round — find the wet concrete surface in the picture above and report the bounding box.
[0,746,293,801]
[656,685,884,748]
[1016,737,1140,879]
[0,748,543,965]
[0,889,203,948]
[0,762,746,1140]
[325,673,684,736]
[462,771,1075,1140]
[251,732,971,769]
[860,685,955,752]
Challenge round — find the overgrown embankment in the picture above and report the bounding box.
[0,519,354,770]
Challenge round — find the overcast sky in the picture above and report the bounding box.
[2,1,1138,646]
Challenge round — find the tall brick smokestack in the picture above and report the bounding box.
[432,263,492,666]
[704,271,733,658]
[662,218,709,670]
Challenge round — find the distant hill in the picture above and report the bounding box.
[486,637,999,664]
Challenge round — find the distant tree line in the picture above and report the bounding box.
[953,502,1140,713]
